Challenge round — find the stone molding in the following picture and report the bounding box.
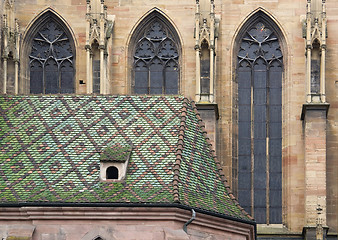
[0,206,255,238]
[301,102,330,120]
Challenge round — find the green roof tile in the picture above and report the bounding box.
[0,95,252,222]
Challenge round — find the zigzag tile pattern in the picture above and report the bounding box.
[0,95,251,221]
[0,95,181,203]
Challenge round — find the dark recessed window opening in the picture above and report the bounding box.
[200,40,210,94]
[236,18,283,224]
[92,41,100,94]
[106,166,119,179]
[132,13,181,95]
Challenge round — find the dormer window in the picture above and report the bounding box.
[100,144,132,182]
[106,166,119,180]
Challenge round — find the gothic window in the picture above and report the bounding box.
[200,40,210,94]
[29,18,74,94]
[92,41,100,94]
[311,40,320,94]
[236,20,283,224]
[132,16,180,94]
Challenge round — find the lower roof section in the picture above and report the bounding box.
[0,95,253,223]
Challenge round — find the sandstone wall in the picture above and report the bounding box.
[1,0,338,235]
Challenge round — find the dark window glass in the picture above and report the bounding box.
[165,60,179,94]
[134,60,148,94]
[311,41,321,94]
[106,166,119,180]
[238,190,251,209]
[29,19,74,94]
[254,207,267,223]
[200,41,210,94]
[45,59,58,94]
[238,155,251,172]
[93,59,100,94]
[270,207,282,223]
[238,106,251,122]
[61,60,75,93]
[236,20,283,224]
[30,60,43,94]
[133,18,179,94]
[149,58,163,94]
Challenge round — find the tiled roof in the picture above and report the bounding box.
[100,144,132,162]
[0,95,252,222]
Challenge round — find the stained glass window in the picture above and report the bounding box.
[29,19,74,94]
[236,20,283,224]
[133,18,179,94]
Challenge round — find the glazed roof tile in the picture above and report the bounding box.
[0,95,252,222]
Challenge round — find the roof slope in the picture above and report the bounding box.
[0,95,252,222]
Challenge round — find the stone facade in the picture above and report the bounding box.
[1,0,338,238]
[0,207,255,240]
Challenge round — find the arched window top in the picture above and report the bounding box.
[235,10,286,65]
[237,20,283,67]
[131,12,181,95]
[27,11,75,94]
[132,11,180,44]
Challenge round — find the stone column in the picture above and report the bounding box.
[320,0,327,103]
[194,1,200,102]
[14,20,20,95]
[320,45,326,103]
[86,46,92,94]
[196,103,218,152]
[100,46,105,94]
[306,46,312,103]
[14,59,18,94]
[209,1,215,103]
[209,42,214,103]
[301,103,329,236]
[305,0,312,103]
[85,0,91,94]
[99,1,105,94]
[3,57,7,94]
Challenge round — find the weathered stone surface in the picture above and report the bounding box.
[1,0,338,237]
[0,207,255,239]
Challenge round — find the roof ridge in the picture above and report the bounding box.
[172,97,190,203]
[190,101,254,221]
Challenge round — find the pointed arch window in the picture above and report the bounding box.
[200,40,210,94]
[92,41,101,94]
[132,15,180,94]
[29,17,74,94]
[235,19,283,224]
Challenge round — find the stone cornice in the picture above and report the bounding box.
[0,206,255,238]
[301,102,330,120]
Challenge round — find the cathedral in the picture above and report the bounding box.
[0,0,338,239]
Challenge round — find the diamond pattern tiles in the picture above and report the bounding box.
[0,95,251,222]
[0,95,181,204]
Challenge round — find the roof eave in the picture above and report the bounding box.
[0,202,256,226]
